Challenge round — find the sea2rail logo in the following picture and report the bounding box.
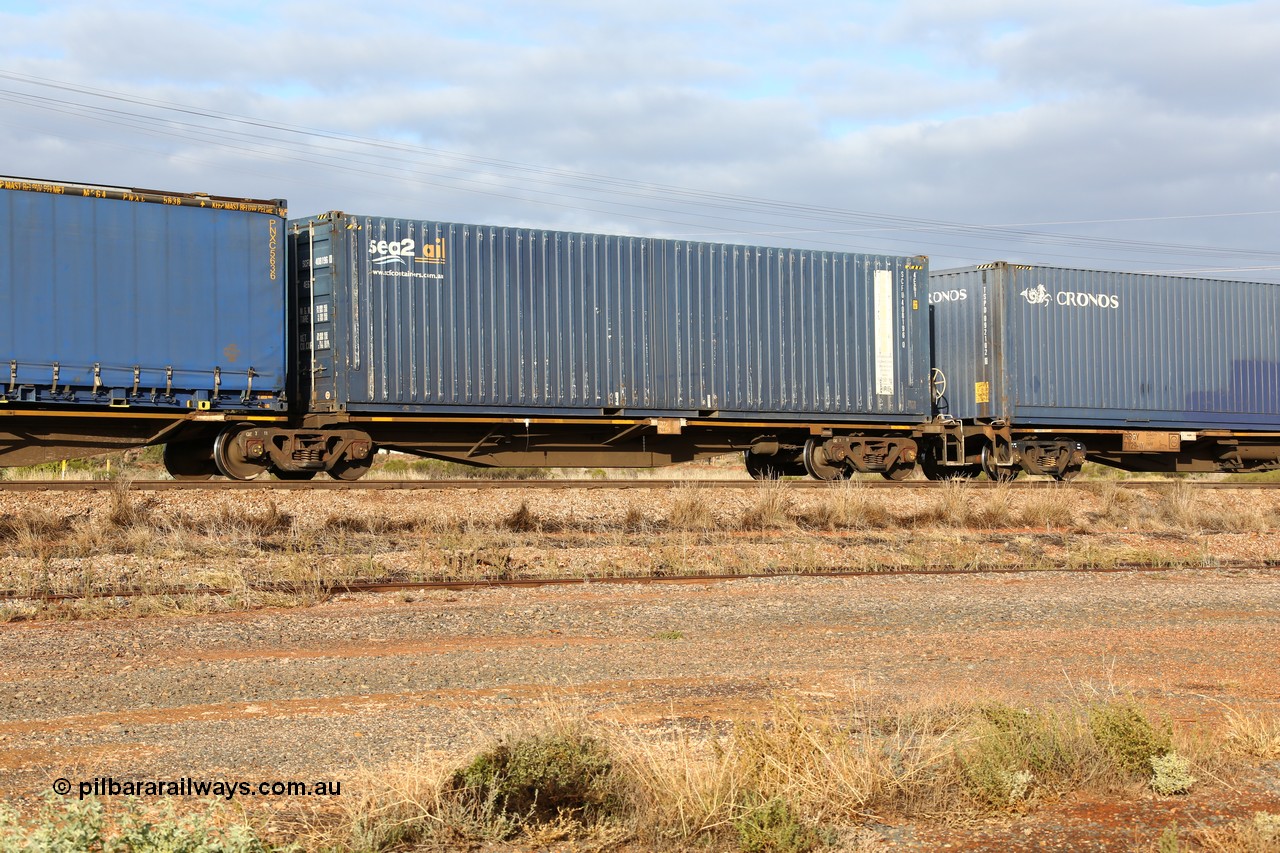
[367,238,417,267]
[1020,283,1119,309]
[367,236,447,280]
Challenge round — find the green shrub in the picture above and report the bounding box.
[7,458,111,480]
[0,797,105,853]
[1149,752,1196,795]
[448,731,623,834]
[733,796,819,853]
[1257,811,1280,839]
[0,795,273,852]
[1157,821,1183,853]
[960,704,1087,807]
[1088,702,1173,779]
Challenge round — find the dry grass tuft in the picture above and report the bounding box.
[1195,811,1280,852]
[621,502,651,533]
[722,698,958,822]
[12,694,1271,850]
[105,479,151,528]
[503,501,543,533]
[206,499,294,537]
[1158,480,1201,529]
[1221,706,1280,760]
[330,754,459,851]
[739,480,795,531]
[1019,485,1075,530]
[616,727,742,844]
[318,694,1280,851]
[906,480,1013,529]
[797,481,892,530]
[970,482,1015,528]
[1191,498,1275,534]
[162,499,293,537]
[958,703,1114,808]
[320,514,422,536]
[0,508,69,559]
[667,486,716,532]
[933,479,977,527]
[1086,480,1145,529]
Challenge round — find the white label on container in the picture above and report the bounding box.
[874,269,894,396]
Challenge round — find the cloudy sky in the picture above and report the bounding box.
[2,0,1278,277]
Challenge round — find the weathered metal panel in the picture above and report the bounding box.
[930,262,1280,429]
[290,214,930,421]
[0,176,288,411]
[1123,431,1181,451]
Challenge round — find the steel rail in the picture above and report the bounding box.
[4,563,1277,604]
[1,478,1277,492]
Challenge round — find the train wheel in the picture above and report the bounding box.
[327,449,375,481]
[919,446,949,481]
[803,438,851,481]
[980,444,1020,482]
[1052,438,1086,482]
[212,425,268,481]
[744,451,783,480]
[881,460,916,481]
[163,439,217,481]
[1052,465,1083,482]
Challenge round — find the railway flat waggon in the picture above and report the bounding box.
[267,213,931,480]
[0,177,288,476]
[925,262,1280,480]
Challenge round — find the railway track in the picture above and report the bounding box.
[4,562,1277,604]
[1,477,1278,491]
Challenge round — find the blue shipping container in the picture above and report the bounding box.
[930,262,1280,429]
[0,177,288,411]
[290,214,930,421]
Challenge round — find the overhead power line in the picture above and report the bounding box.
[0,69,1276,274]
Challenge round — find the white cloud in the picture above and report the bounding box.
[1,0,1277,276]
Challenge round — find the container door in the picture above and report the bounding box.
[294,220,338,411]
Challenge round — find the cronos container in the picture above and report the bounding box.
[290,213,930,421]
[0,176,288,411]
[929,262,1280,428]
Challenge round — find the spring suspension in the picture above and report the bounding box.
[291,446,324,464]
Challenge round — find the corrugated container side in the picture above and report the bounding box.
[291,215,930,421]
[930,262,1280,428]
[1,180,287,410]
[927,266,994,420]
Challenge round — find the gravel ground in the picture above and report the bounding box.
[5,483,1280,601]
[1,567,1279,849]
